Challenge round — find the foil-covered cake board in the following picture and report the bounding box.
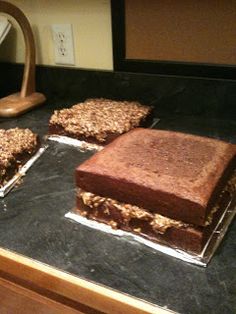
[47,135,103,152]
[47,118,160,151]
[0,144,48,197]
[65,193,236,267]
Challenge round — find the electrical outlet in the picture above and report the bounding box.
[52,24,75,65]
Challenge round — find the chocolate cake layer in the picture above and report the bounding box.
[0,128,39,187]
[49,98,152,145]
[76,129,236,226]
[75,171,236,253]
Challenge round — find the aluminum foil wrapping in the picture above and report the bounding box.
[47,118,160,151]
[47,135,103,152]
[65,193,236,267]
[0,144,48,197]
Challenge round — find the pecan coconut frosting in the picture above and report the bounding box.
[0,128,38,185]
[77,188,188,234]
[49,98,152,142]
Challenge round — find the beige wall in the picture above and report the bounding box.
[0,0,113,70]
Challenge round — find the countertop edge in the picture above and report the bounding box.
[0,247,175,314]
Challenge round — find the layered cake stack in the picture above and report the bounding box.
[0,128,39,187]
[75,128,236,253]
[49,98,153,144]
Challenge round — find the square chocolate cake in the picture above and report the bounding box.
[0,128,39,187]
[75,128,236,253]
[49,98,153,145]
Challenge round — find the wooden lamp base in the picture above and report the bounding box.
[0,1,46,118]
[0,93,46,117]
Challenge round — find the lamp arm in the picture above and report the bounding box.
[0,0,35,97]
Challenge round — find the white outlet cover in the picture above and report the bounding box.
[52,24,75,65]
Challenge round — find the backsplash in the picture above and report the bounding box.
[1,62,236,121]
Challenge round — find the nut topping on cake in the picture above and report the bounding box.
[49,98,152,143]
[77,188,188,234]
[0,128,39,186]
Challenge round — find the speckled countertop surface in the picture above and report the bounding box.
[0,63,236,314]
[0,102,235,314]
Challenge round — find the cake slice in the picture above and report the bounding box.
[75,128,236,253]
[48,98,153,145]
[0,128,40,187]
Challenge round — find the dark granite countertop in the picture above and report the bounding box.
[0,103,235,314]
[0,63,236,314]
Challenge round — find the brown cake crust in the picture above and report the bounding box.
[76,128,236,226]
[48,98,153,145]
[0,128,39,187]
